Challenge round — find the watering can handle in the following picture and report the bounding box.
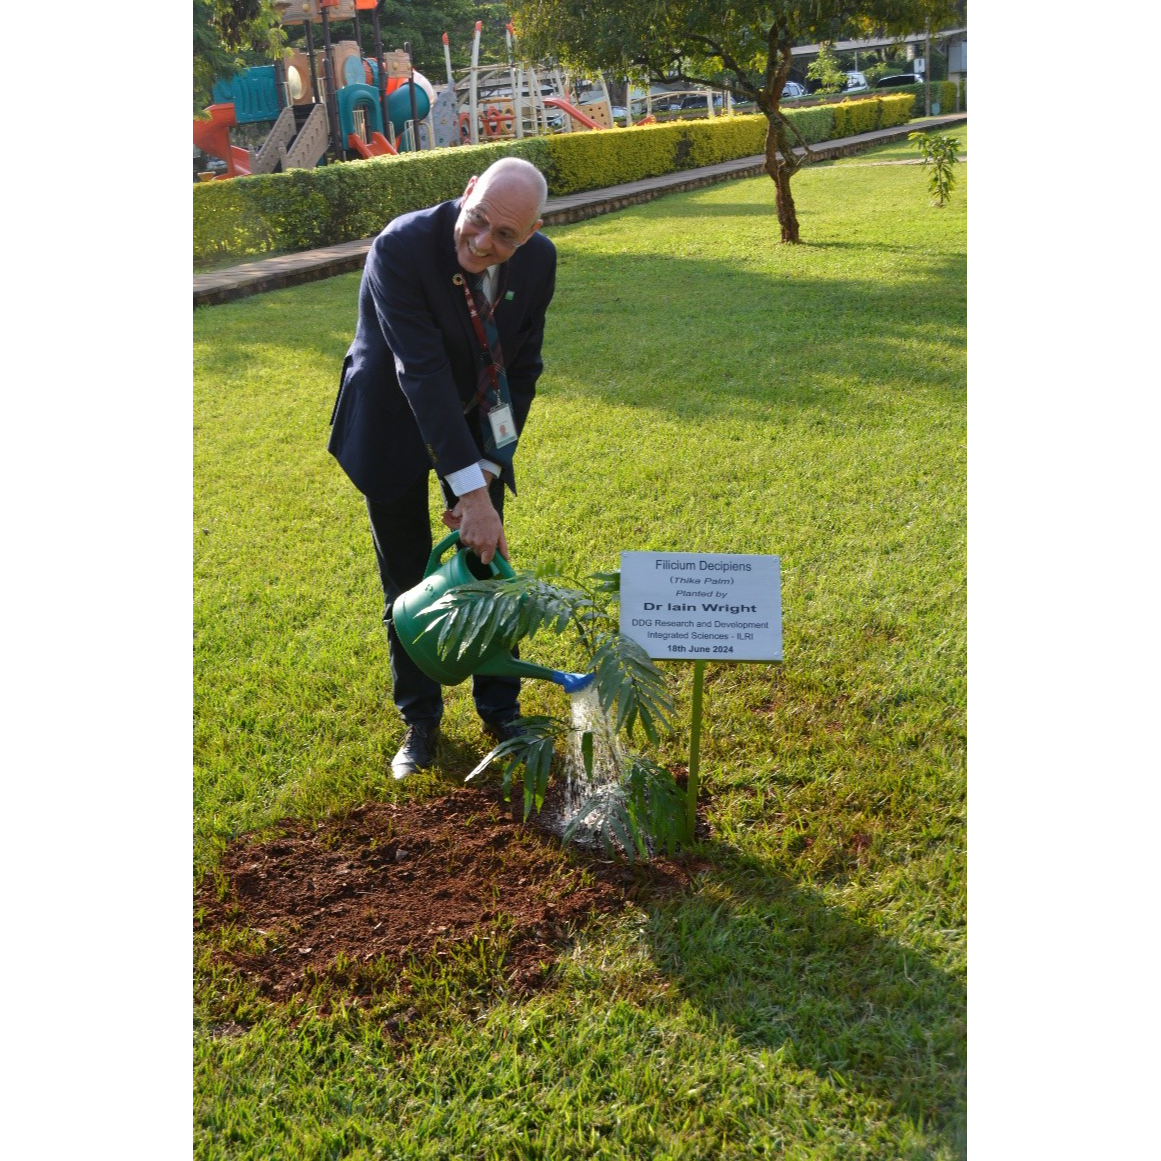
[424,530,517,581]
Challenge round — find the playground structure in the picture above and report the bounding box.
[194,7,726,180]
[195,0,436,179]
[434,21,618,148]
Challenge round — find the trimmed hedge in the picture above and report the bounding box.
[829,93,917,138]
[541,115,767,196]
[871,80,961,117]
[194,138,551,265]
[192,99,938,265]
[783,105,836,146]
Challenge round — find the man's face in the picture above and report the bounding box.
[454,174,542,274]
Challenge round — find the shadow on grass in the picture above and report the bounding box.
[195,241,965,428]
[645,843,966,1154]
[379,700,967,1149]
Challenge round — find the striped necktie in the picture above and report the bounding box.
[468,272,516,466]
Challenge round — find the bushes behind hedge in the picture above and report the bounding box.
[870,81,961,117]
[193,98,945,265]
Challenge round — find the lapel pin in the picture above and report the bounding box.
[504,290,515,301]
[452,273,464,286]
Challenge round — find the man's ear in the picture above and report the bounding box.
[462,175,478,198]
[528,219,543,237]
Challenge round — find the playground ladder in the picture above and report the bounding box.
[251,106,298,175]
[282,103,330,171]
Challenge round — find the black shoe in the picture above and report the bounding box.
[482,717,524,745]
[391,723,439,780]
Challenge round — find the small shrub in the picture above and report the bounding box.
[908,131,961,206]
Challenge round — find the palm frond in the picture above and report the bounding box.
[591,632,675,745]
[465,715,561,781]
[586,570,621,595]
[624,754,687,858]
[421,573,595,663]
[433,568,687,859]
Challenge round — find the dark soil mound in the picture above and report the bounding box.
[195,786,704,1002]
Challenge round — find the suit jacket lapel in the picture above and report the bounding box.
[438,199,479,361]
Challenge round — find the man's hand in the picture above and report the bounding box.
[441,480,508,564]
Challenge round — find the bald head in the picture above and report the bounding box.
[476,157,548,220]
[453,158,548,274]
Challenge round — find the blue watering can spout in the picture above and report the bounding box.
[554,670,595,694]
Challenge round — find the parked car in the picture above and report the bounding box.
[844,71,869,93]
[637,93,685,112]
[679,92,725,110]
[543,112,565,130]
[875,74,919,88]
[781,81,807,99]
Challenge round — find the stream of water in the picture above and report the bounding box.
[540,684,625,842]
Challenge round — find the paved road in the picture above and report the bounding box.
[194,114,966,307]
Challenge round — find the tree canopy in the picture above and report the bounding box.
[510,0,964,241]
[193,0,283,112]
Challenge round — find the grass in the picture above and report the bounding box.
[825,121,968,166]
[194,135,966,1158]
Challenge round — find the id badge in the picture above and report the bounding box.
[488,403,517,448]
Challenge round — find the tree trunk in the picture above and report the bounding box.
[764,113,800,243]
[924,23,931,116]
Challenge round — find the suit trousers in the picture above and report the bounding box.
[365,474,520,729]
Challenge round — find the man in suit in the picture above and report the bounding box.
[328,157,556,778]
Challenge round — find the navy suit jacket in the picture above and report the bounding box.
[328,196,556,504]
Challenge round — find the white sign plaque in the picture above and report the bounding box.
[619,552,782,662]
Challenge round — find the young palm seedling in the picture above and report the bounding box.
[418,566,684,860]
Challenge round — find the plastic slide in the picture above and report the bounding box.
[192,103,251,177]
[542,96,606,130]
[347,131,398,159]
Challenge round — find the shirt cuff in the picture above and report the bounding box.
[445,462,489,497]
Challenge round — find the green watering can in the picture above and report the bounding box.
[391,531,594,693]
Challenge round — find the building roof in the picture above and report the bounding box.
[791,28,966,56]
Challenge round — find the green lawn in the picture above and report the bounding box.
[825,120,967,166]
[194,143,966,1158]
